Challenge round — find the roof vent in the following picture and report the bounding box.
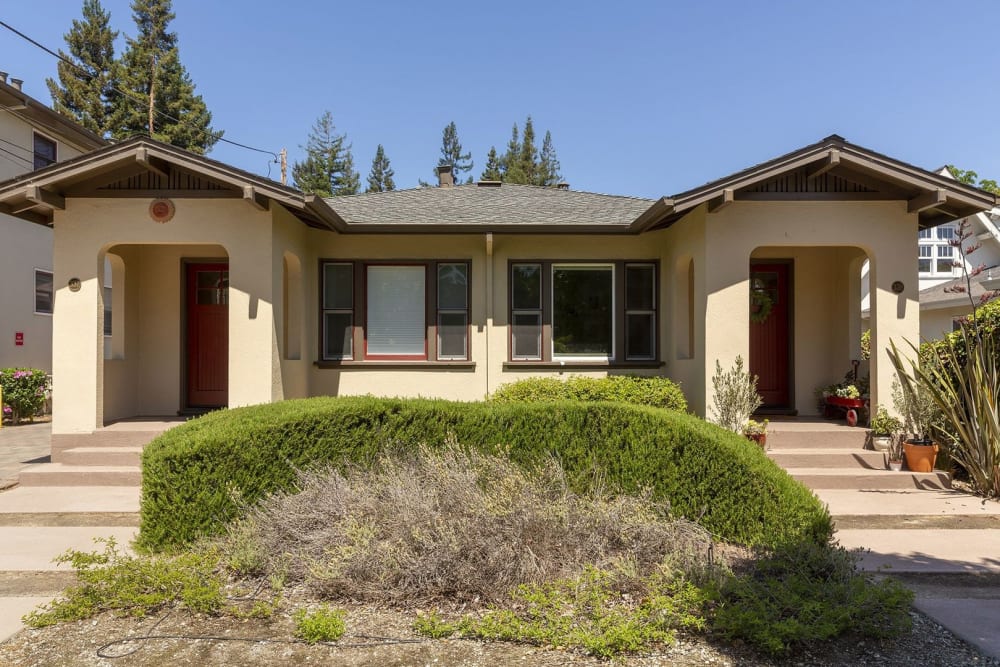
[556,182,569,190]
[0,72,7,84]
[477,180,501,188]
[436,164,454,188]
[10,78,22,91]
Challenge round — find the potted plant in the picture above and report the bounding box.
[891,378,939,473]
[886,434,904,471]
[743,418,769,449]
[869,407,902,452]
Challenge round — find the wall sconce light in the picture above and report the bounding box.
[68,278,81,292]
[891,281,904,294]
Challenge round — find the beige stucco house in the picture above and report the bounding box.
[0,133,993,443]
[0,75,105,372]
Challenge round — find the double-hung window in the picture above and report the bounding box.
[33,133,57,170]
[34,269,53,315]
[320,260,470,362]
[918,224,959,277]
[509,261,657,363]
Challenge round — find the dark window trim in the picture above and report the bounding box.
[507,259,659,364]
[319,259,471,364]
[33,268,53,315]
[32,132,57,171]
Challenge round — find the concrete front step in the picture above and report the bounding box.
[17,463,140,487]
[767,429,868,450]
[58,446,142,467]
[785,467,951,490]
[51,431,160,462]
[768,448,888,469]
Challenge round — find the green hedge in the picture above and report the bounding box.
[139,398,830,552]
[490,375,688,412]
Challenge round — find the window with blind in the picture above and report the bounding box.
[320,260,470,362]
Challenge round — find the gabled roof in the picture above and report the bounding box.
[0,78,106,151]
[636,135,998,231]
[329,184,653,232]
[919,269,999,311]
[0,137,344,228]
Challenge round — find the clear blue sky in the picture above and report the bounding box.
[3,0,1000,198]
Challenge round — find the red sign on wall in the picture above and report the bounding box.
[14,332,23,346]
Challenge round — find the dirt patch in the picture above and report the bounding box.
[0,513,140,527]
[835,514,1000,530]
[1,595,997,667]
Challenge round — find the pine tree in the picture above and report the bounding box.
[111,0,219,153]
[292,111,359,197]
[481,147,502,181]
[366,144,396,193]
[46,0,119,138]
[436,121,474,184]
[336,149,360,196]
[538,130,562,186]
[500,124,526,184]
[518,116,538,185]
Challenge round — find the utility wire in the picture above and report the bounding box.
[0,19,280,161]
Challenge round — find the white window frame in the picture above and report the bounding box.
[918,223,960,278]
[33,268,53,315]
[551,263,616,362]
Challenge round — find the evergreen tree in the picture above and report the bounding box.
[481,146,502,181]
[518,116,538,185]
[500,124,526,184]
[538,130,562,186]
[436,121,473,184]
[46,0,119,138]
[366,144,396,193]
[111,0,219,153]
[292,111,357,197]
[336,149,360,196]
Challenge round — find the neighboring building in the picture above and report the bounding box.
[0,134,993,446]
[0,74,105,372]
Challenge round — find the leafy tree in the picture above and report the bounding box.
[947,165,1000,194]
[111,0,219,153]
[46,0,119,138]
[481,147,502,181]
[366,144,396,193]
[292,111,358,197]
[436,121,473,184]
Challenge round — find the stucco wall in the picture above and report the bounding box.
[0,217,53,371]
[920,305,968,342]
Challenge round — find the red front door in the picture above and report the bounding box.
[749,262,791,409]
[186,263,229,408]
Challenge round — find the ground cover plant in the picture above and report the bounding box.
[139,397,831,551]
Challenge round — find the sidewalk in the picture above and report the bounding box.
[816,487,1000,660]
[0,423,140,644]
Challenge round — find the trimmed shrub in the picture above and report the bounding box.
[139,398,830,552]
[490,375,687,412]
[0,368,49,424]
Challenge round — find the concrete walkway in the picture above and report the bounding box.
[815,486,1000,660]
[0,422,140,644]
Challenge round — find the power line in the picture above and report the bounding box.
[0,19,280,161]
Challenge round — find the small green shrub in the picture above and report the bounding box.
[0,368,49,424]
[457,566,709,658]
[293,605,346,643]
[490,375,687,412]
[714,541,913,656]
[140,398,831,551]
[709,357,762,433]
[23,538,224,627]
[413,611,458,638]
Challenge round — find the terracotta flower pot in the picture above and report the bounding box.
[903,441,939,473]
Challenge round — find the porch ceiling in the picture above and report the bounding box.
[635,135,998,232]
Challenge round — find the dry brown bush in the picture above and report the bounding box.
[221,442,716,605]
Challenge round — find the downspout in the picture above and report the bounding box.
[485,232,494,398]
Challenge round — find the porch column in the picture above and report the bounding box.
[868,243,920,415]
[51,242,103,433]
[228,234,279,408]
[701,242,751,417]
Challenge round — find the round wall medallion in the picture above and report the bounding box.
[68,278,81,292]
[149,198,175,224]
[891,281,905,294]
